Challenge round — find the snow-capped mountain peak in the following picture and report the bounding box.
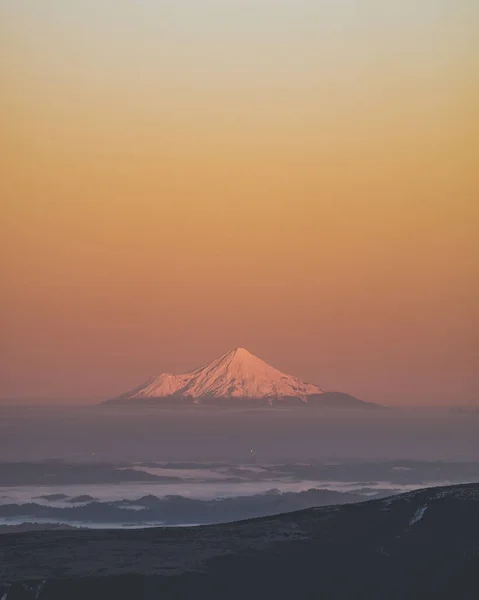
[117,348,325,401]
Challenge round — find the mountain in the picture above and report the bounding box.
[106,348,380,408]
[2,483,478,599]
[0,488,389,529]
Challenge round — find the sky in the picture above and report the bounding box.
[1,0,478,405]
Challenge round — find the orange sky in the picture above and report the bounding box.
[1,1,478,405]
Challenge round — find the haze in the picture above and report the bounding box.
[1,1,478,405]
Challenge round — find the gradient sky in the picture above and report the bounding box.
[1,0,478,405]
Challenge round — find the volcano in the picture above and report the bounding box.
[106,348,381,408]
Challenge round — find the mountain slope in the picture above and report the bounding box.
[1,483,478,599]
[106,348,379,408]
[114,348,324,400]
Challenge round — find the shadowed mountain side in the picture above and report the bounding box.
[106,392,383,409]
[1,484,478,599]
[305,392,385,409]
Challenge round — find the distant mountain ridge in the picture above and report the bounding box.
[106,348,382,409]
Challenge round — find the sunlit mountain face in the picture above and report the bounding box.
[107,348,380,409]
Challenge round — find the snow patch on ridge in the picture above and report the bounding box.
[410,505,427,526]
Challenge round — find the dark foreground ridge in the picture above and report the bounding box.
[1,484,478,599]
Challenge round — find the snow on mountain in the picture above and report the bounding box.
[117,348,325,402]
